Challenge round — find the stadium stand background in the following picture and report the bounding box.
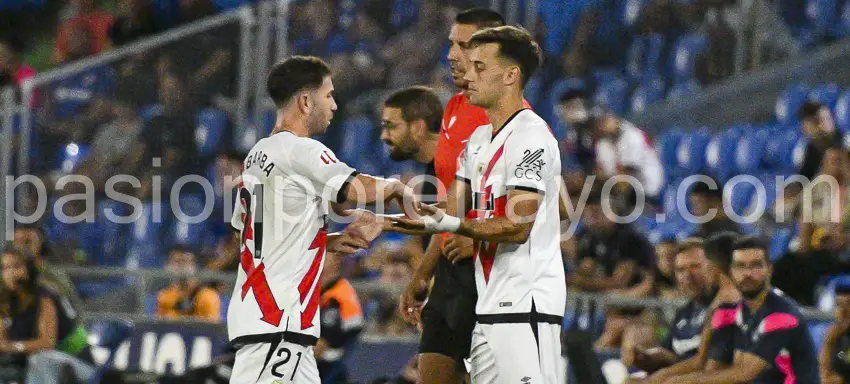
[2,0,850,381]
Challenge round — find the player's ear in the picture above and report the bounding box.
[410,119,427,139]
[504,65,521,86]
[297,91,311,114]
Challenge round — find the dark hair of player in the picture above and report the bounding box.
[455,8,506,29]
[798,100,825,121]
[676,237,704,256]
[731,235,769,261]
[690,178,723,200]
[266,56,331,108]
[468,26,542,87]
[383,86,443,133]
[705,231,738,274]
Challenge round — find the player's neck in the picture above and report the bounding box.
[485,93,525,134]
[271,112,310,138]
[744,288,770,311]
[414,133,439,164]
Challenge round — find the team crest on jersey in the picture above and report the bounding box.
[514,149,545,181]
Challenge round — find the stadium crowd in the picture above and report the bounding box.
[2,0,850,382]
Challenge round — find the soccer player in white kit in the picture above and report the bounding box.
[228,56,417,383]
[390,26,566,384]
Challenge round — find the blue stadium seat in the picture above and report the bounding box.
[524,75,543,110]
[593,77,630,115]
[125,243,164,269]
[666,80,701,101]
[139,104,164,121]
[705,131,738,183]
[809,321,830,352]
[835,89,850,132]
[769,227,794,262]
[337,116,377,165]
[775,84,810,123]
[675,129,710,177]
[84,199,128,266]
[724,180,756,216]
[804,0,839,35]
[168,194,212,250]
[593,68,623,85]
[765,129,802,170]
[87,319,134,384]
[834,0,850,36]
[57,142,88,174]
[655,129,683,180]
[390,0,419,32]
[790,135,810,171]
[626,34,665,81]
[735,128,768,173]
[629,79,666,115]
[668,34,708,81]
[195,108,228,158]
[620,0,646,29]
[212,0,250,10]
[818,275,850,312]
[544,77,586,125]
[809,83,842,109]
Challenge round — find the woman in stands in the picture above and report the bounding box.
[0,246,95,384]
[821,284,850,384]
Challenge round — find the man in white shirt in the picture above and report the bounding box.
[228,56,418,383]
[390,26,565,384]
[594,113,665,205]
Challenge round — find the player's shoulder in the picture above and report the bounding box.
[510,109,554,138]
[766,288,804,316]
[710,301,740,329]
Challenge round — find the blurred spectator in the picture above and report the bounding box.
[0,247,96,384]
[569,189,655,348]
[776,147,850,305]
[76,89,145,188]
[13,225,78,305]
[559,89,597,178]
[755,182,802,238]
[109,0,163,47]
[819,283,850,384]
[317,254,364,383]
[690,180,742,237]
[0,36,35,90]
[156,247,221,322]
[649,236,679,299]
[799,101,850,180]
[380,1,444,89]
[559,0,631,76]
[593,112,665,206]
[144,72,199,177]
[54,0,112,64]
[207,233,240,274]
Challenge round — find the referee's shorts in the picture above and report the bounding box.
[418,293,477,362]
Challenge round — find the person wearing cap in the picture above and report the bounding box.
[592,110,664,207]
[820,283,850,384]
[558,89,598,176]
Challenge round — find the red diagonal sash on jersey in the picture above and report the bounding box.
[474,133,511,284]
[239,209,284,326]
[298,225,328,329]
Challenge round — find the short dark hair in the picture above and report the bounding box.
[455,8,505,29]
[798,100,826,120]
[560,89,588,104]
[468,26,542,87]
[266,56,331,108]
[383,86,444,133]
[676,237,704,256]
[690,179,722,200]
[705,232,738,273]
[731,235,769,261]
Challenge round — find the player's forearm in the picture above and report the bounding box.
[455,217,532,244]
[414,236,442,282]
[648,355,701,382]
[345,174,404,205]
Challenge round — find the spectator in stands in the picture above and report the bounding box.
[570,188,655,348]
[317,253,365,383]
[156,247,221,322]
[799,101,850,180]
[76,87,146,189]
[820,283,850,384]
[776,147,850,305]
[593,111,665,207]
[109,0,162,47]
[144,72,199,178]
[0,246,96,384]
[0,36,35,90]
[559,89,598,193]
[650,236,680,299]
[690,180,741,237]
[54,0,112,64]
[755,182,801,238]
[13,225,78,306]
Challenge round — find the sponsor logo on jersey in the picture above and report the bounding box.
[514,149,545,181]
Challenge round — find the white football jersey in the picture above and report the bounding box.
[228,132,356,341]
[455,109,566,317]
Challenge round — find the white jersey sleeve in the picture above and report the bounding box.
[287,140,358,203]
[595,139,618,176]
[504,128,558,194]
[231,193,245,232]
[455,143,471,184]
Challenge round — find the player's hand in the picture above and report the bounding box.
[326,232,370,255]
[399,277,428,325]
[444,235,474,264]
[387,180,422,218]
[343,209,384,244]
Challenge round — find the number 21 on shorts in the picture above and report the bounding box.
[270,347,303,382]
